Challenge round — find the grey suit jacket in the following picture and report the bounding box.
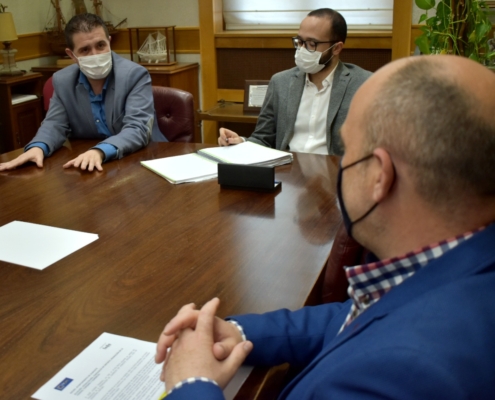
[27,52,160,158]
[248,62,372,156]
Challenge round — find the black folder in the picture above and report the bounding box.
[218,163,281,191]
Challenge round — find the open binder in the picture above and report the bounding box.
[141,141,293,184]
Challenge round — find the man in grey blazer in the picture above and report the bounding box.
[219,8,372,156]
[0,13,162,173]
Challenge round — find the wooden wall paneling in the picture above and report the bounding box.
[0,29,199,66]
[109,28,200,55]
[174,28,201,53]
[6,33,51,63]
[215,32,392,50]
[216,48,391,91]
[199,0,223,143]
[217,89,244,102]
[392,0,413,60]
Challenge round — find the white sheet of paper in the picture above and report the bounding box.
[0,221,98,270]
[32,332,253,400]
[141,153,218,184]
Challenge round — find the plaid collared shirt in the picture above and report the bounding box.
[339,227,485,334]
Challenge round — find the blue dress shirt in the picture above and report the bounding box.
[26,72,118,162]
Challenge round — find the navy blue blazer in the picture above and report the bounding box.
[168,224,495,400]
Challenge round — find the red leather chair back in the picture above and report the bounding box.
[43,76,54,112]
[321,221,368,303]
[152,86,195,142]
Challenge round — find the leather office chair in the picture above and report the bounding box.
[321,221,368,304]
[152,86,195,142]
[43,76,54,112]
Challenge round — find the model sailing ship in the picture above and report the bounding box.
[137,31,168,63]
[46,0,127,56]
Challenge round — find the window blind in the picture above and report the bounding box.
[223,0,393,30]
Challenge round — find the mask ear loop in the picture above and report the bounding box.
[348,157,397,232]
[321,42,339,66]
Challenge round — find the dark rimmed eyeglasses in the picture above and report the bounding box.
[292,37,335,53]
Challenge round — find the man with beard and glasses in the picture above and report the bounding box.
[218,8,371,156]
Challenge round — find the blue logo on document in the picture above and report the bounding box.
[55,378,73,391]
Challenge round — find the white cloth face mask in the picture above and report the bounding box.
[295,43,336,74]
[76,51,113,80]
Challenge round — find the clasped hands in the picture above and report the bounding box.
[0,147,104,172]
[155,298,253,391]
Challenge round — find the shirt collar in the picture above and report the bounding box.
[346,226,486,310]
[78,71,110,98]
[305,61,338,88]
[338,225,487,333]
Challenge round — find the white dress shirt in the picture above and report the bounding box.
[289,66,337,155]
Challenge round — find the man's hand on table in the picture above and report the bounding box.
[0,147,44,171]
[63,149,104,172]
[218,128,244,146]
[156,298,252,389]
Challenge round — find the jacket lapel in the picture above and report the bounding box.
[105,73,116,135]
[75,82,96,134]
[281,69,305,149]
[326,62,349,140]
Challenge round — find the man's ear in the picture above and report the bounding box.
[371,148,395,203]
[108,36,112,43]
[332,42,344,56]
[65,48,78,63]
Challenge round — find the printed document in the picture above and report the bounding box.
[32,333,164,400]
[32,332,252,400]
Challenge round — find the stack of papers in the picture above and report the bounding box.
[141,141,293,184]
[11,94,38,105]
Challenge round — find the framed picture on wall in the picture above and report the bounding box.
[243,80,270,114]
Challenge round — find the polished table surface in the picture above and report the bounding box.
[0,141,341,399]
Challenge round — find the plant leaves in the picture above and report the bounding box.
[419,13,428,23]
[415,35,432,54]
[469,52,480,62]
[415,0,436,11]
[475,22,492,43]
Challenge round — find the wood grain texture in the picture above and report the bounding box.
[392,0,413,60]
[0,140,341,399]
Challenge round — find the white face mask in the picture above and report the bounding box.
[295,43,336,75]
[75,51,112,80]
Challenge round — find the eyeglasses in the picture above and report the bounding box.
[292,37,335,53]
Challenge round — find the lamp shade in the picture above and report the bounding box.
[0,12,18,42]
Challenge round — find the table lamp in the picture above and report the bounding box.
[0,4,23,76]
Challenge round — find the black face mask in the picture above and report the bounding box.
[336,154,378,238]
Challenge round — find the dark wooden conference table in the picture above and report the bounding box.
[0,140,341,399]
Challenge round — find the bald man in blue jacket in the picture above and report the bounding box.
[155,55,495,400]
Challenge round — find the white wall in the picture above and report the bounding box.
[104,0,199,27]
[412,3,423,24]
[9,0,200,69]
[7,0,73,35]
[8,0,198,34]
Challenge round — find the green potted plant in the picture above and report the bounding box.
[415,0,495,64]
